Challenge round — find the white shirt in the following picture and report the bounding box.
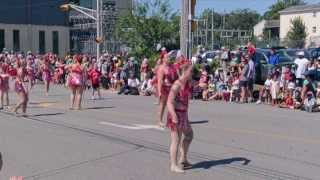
[128,78,140,88]
[294,58,309,79]
[264,79,271,89]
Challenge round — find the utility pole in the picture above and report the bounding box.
[211,9,214,47]
[96,0,101,59]
[180,0,188,58]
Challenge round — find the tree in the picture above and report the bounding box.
[264,0,306,20]
[115,0,179,58]
[227,9,260,30]
[286,17,307,48]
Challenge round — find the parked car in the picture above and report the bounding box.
[254,48,294,83]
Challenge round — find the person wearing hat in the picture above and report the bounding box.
[294,51,309,87]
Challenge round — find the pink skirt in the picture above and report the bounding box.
[167,110,190,131]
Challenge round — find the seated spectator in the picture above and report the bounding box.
[279,90,294,109]
[199,66,209,101]
[118,72,140,95]
[230,71,240,102]
[303,92,316,112]
[317,82,320,105]
[256,74,272,104]
[140,73,154,96]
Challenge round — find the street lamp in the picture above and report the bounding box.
[60,1,103,58]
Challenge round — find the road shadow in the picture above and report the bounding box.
[29,101,59,105]
[190,157,251,170]
[83,106,115,110]
[32,112,64,117]
[0,152,3,171]
[190,120,209,125]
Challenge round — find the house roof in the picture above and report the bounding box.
[279,3,320,14]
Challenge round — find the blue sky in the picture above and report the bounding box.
[168,0,320,15]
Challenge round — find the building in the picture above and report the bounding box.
[253,20,280,40]
[279,4,320,47]
[0,0,70,56]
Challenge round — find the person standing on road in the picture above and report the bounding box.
[239,56,249,103]
[41,55,52,96]
[67,56,86,110]
[247,55,255,102]
[167,63,193,173]
[220,47,230,82]
[157,53,178,127]
[294,51,309,87]
[13,60,29,116]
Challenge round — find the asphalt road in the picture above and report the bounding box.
[0,84,320,180]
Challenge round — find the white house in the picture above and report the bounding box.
[279,4,320,47]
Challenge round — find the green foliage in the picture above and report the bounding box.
[200,8,260,30]
[264,0,306,20]
[285,17,307,48]
[227,9,260,30]
[115,0,180,59]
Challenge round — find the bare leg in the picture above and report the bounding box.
[170,130,184,173]
[5,91,9,106]
[13,93,24,113]
[179,128,193,167]
[22,93,28,115]
[45,81,50,96]
[0,91,3,109]
[97,88,101,99]
[70,88,76,110]
[76,87,83,110]
[158,96,167,127]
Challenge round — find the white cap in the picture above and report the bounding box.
[288,82,295,89]
[297,51,304,56]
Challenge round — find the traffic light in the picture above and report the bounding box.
[191,0,197,32]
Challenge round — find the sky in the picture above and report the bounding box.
[168,0,320,15]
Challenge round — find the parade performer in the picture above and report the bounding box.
[67,55,86,110]
[13,61,28,116]
[157,53,178,127]
[167,63,193,173]
[26,60,35,91]
[41,56,52,96]
[0,61,10,110]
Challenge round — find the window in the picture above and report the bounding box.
[0,30,4,52]
[39,31,46,54]
[52,31,59,54]
[313,26,317,33]
[13,30,20,52]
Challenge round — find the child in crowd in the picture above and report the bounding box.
[317,82,320,106]
[230,71,240,102]
[88,63,102,100]
[256,74,272,104]
[270,73,280,106]
[140,73,154,96]
[304,92,316,112]
[279,90,294,109]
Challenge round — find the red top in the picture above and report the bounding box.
[175,82,191,112]
[285,97,294,106]
[248,46,256,57]
[88,69,101,85]
[163,65,178,87]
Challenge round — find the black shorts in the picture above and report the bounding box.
[296,78,304,87]
[92,84,100,90]
[239,80,248,88]
[248,79,254,91]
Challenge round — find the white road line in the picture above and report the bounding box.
[99,121,165,131]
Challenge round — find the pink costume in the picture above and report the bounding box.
[42,65,51,82]
[27,66,35,81]
[160,65,178,98]
[167,82,191,131]
[69,65,83,88]
[0,74,10,92]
